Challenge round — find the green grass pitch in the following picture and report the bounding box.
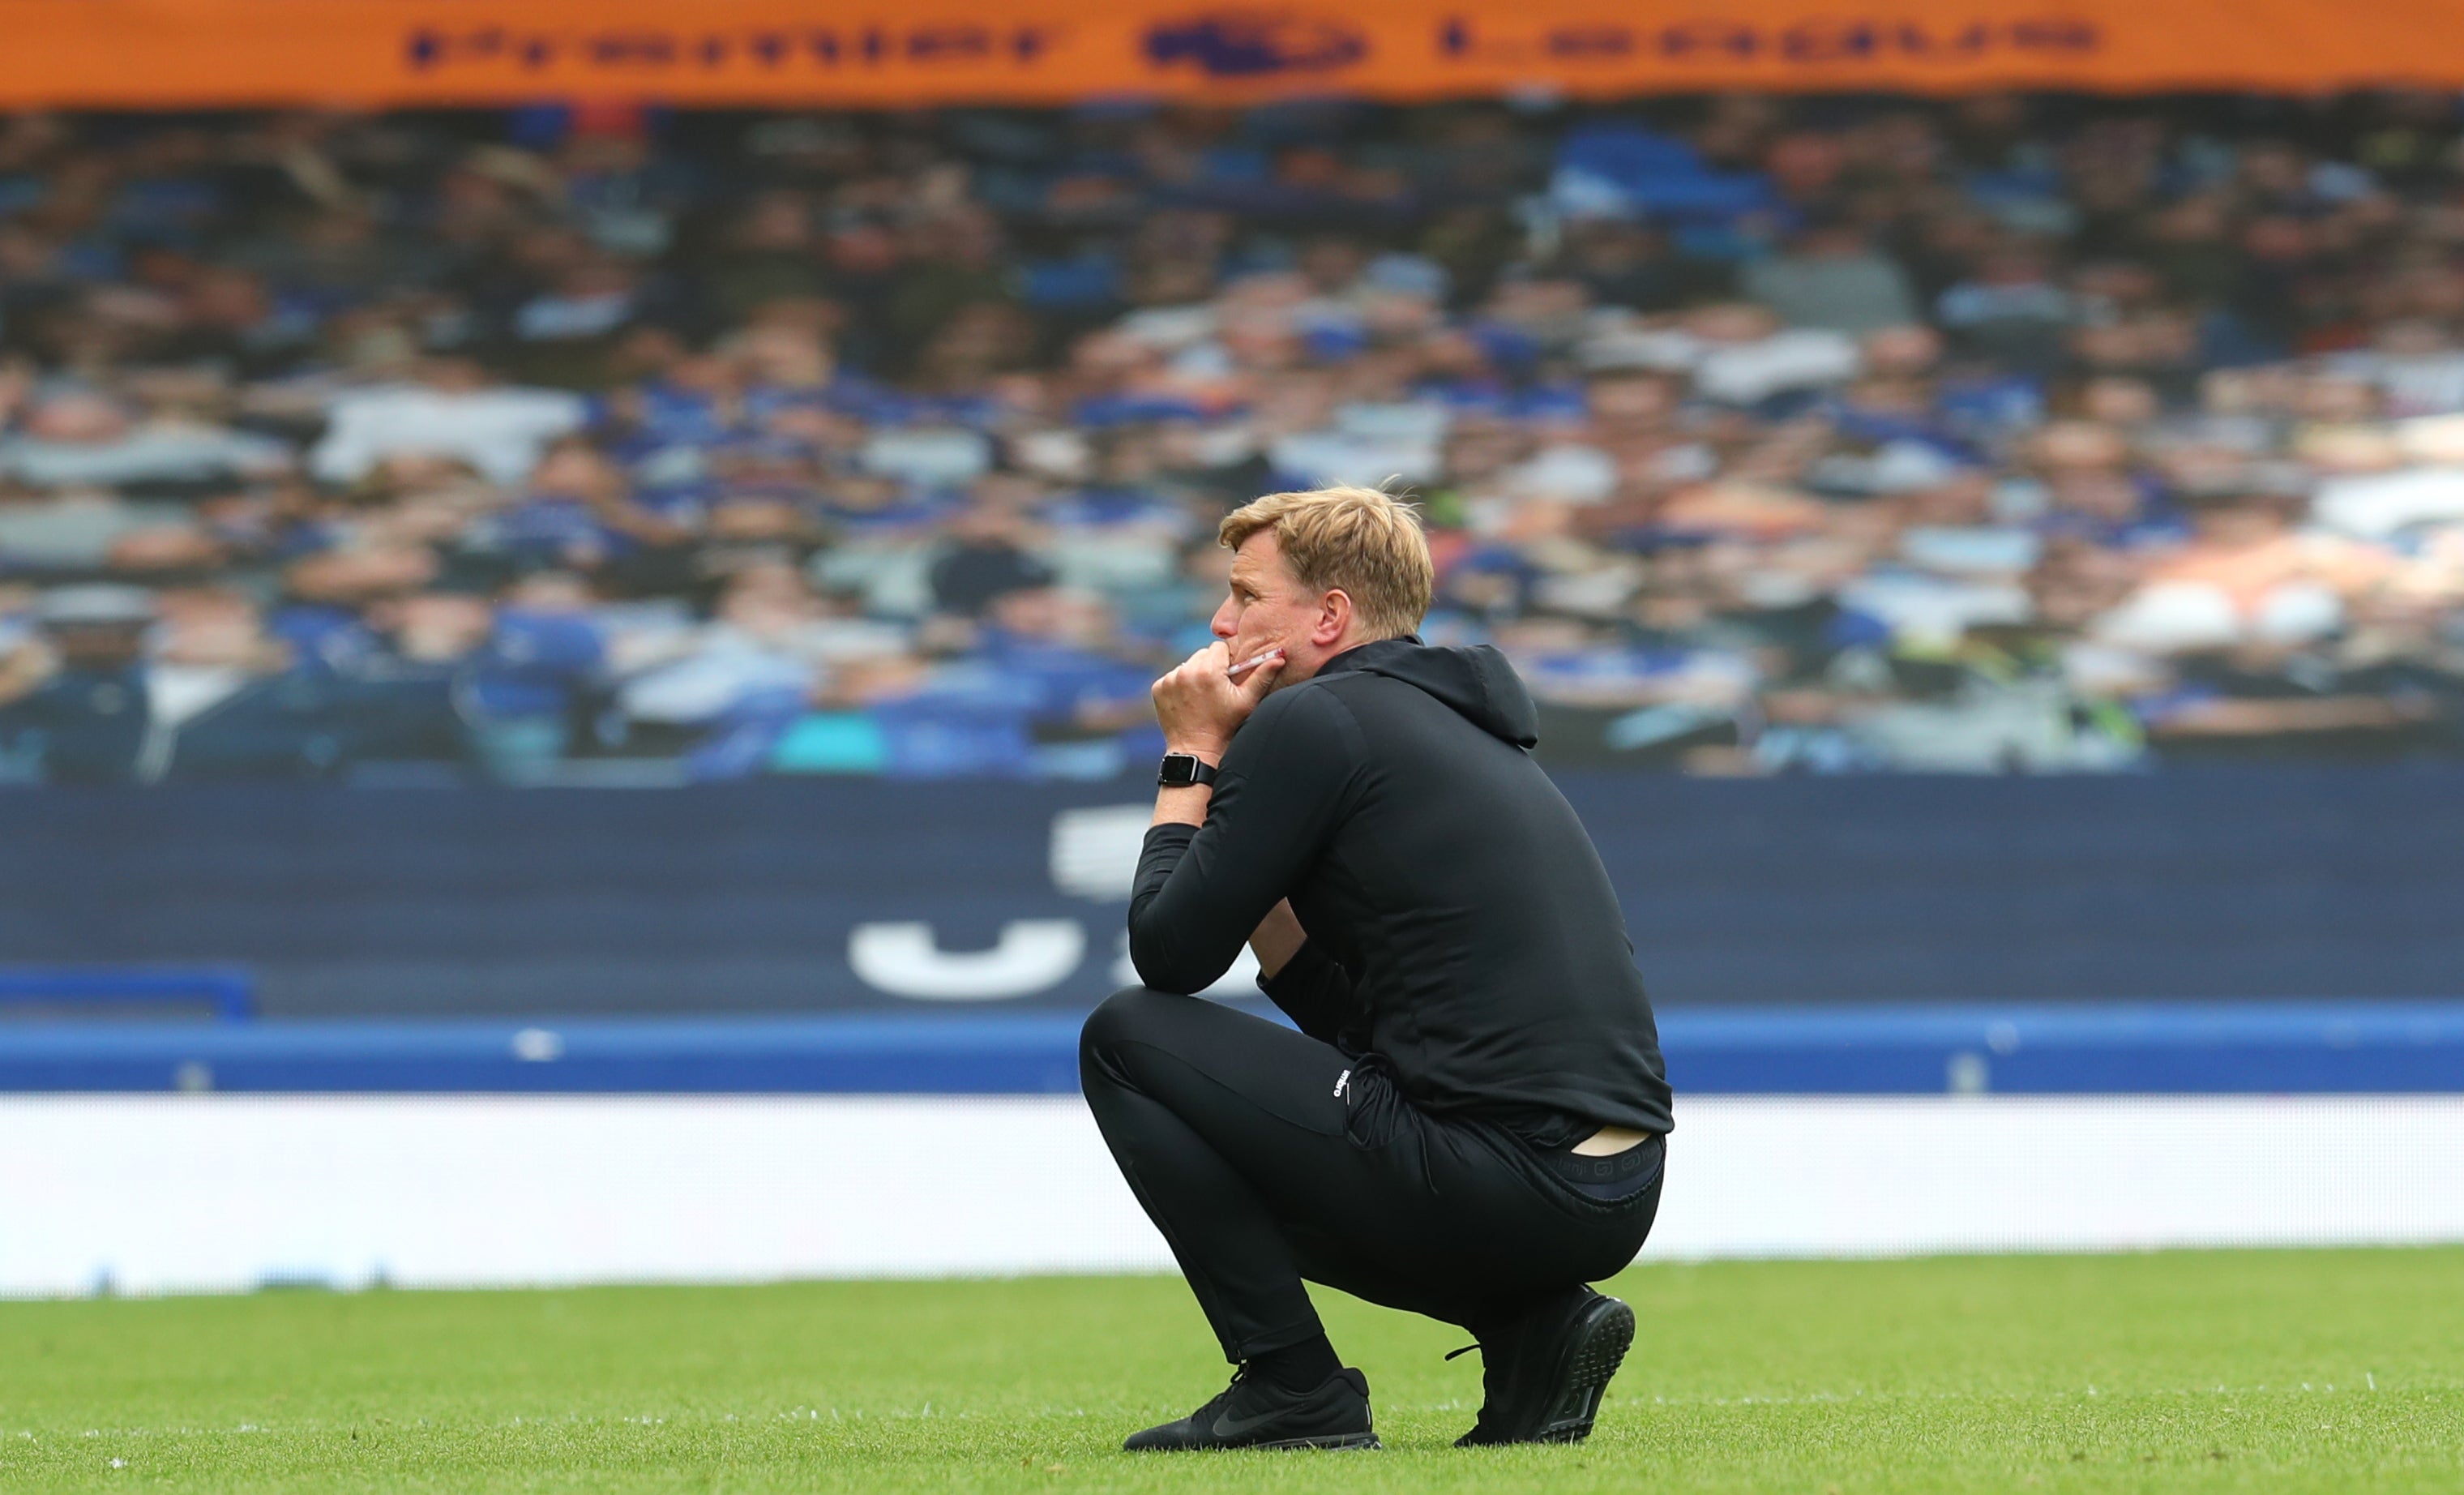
[1,1248,2458,1493]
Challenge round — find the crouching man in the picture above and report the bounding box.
[1080,486,1673,1451]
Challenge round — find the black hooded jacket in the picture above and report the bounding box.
[1128,636,1674,1142]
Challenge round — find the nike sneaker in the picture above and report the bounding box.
[1454,1287,1635,1446]
[1122,1364,1380,1451]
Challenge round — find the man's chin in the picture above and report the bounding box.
[1259,653,1310,691]
[1230,638,1306,690]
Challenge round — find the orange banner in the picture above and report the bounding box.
[0,0,2461,106]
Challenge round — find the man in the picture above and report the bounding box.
[1080,485,1673,1453]
[1739,216,1919,335]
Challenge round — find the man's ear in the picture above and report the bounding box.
[1312,589,1353,646]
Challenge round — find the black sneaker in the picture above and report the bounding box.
[1454,1287,1635,1446]
[1123,1365,1380,1451]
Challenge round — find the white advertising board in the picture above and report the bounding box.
[4,1095,2459,1298]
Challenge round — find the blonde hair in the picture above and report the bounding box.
[1218,485,1435,640]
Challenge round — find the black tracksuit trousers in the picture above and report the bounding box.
[1080,986,1664,1363]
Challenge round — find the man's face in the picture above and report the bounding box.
[1210,532,1320,679]
[49,621,147,672]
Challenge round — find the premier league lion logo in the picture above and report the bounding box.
[1144,11,1369,76]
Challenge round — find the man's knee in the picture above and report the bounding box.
[1080,985,1170,1086]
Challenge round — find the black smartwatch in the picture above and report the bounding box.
[1157,753,1220,789]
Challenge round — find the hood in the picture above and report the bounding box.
[1322,637,1540,749]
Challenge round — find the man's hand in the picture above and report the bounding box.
[1151,641,1285,760]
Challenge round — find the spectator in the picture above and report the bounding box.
[0,388,288,491]
[464,571,605,782]
[1936,242,2074,373]
[929,499,1056,619]
[311,357,587,486]
[1741,218,1920,334]
[1561,218,1735,314]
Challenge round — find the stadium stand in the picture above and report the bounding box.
[1,96,2462,783]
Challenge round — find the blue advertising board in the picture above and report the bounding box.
[4,769,2462,1093]
[1,770,2460,1021]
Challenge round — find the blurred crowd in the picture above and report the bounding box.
[4,93,2464,783]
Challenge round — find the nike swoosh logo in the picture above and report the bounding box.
[1212,1406,1299,1438]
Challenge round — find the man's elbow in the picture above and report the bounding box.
[1125,923,1214,996]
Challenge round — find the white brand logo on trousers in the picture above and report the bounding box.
[1333,1069,1351,1099]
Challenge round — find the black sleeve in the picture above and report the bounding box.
[1126,687,1359,995]
[1256,940,1359,1046]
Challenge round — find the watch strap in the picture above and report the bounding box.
[1158,753,1220,788]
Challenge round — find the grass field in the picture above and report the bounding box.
[1,1249,2458,1493]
